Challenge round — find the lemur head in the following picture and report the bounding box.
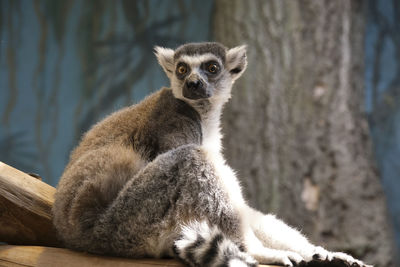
[155,42,247,102]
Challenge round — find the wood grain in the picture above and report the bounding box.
[0,162,60,246]
[0,245,277,267]
[0,245,183,267]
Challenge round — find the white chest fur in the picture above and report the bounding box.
[200,108,245,210]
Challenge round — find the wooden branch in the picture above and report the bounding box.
[0,245,277,267]
[0,162,60,247]
[0,245,183,267]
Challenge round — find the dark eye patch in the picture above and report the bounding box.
[176,62,190,79]
[203,61,220,75]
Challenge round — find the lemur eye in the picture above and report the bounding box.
[176,63,190,79]
[177,65,187,75]
[207,62,219,74]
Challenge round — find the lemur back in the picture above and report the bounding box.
[67,88,201,165]
[53,42,371,267]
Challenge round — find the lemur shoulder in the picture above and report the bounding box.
[53,42,372,267]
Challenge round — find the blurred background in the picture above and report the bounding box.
[0,0,398,266]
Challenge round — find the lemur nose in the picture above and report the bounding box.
[186,80,202,89]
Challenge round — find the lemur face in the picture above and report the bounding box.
[155,42,247,101]
[173,53,223,100]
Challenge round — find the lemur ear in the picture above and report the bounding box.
[226,45,247,81]
[154,46,175,79]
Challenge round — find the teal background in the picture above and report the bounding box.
[365,0,400,253]
[0,0,213,185]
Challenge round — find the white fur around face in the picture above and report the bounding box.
[171,53,224,100]
[178,53,222,67]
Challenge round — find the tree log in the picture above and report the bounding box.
[0,161,59,247]
[0,245,184,267]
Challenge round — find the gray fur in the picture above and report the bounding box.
[174,42,227,63]
[56,145,240,256]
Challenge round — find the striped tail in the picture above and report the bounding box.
[174,221,258,267]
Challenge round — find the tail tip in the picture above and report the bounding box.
[174,220,258,267]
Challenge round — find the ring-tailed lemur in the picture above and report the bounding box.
[53,42,372,267]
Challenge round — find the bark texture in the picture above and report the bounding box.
[213,1,394,266]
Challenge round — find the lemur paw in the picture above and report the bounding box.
[282,252,304,267]
[265,251,304,267]
[228,251,258,267]
[311,246,373,267]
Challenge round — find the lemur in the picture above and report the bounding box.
[53,42,371,267]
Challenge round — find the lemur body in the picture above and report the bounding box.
[53,43,371,267]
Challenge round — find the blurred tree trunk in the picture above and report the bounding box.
[213,0,394,266]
